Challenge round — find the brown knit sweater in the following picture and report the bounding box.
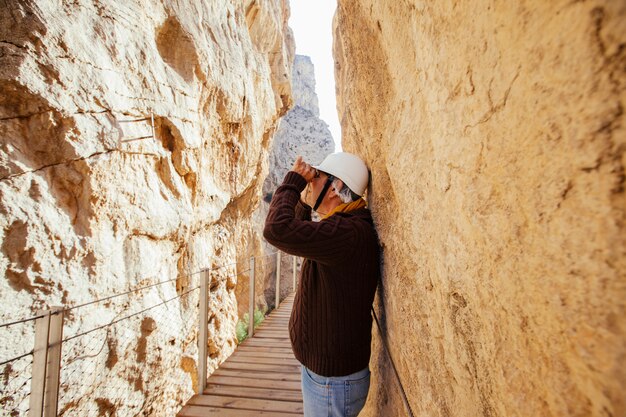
[263,171,380,376]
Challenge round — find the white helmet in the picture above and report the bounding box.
[314,152,369,196]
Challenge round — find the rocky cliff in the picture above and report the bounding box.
[0,0,293,415]
[255,54,334,312]
[262,54,335,201]
[333,1,625,416]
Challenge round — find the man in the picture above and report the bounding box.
[263,152,381,417]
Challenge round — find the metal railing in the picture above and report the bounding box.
[0,250,299,417]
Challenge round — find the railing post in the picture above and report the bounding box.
[248,256,255,338]
[30,311,50,417]
[29,307,63,417]
[197,269,209,394]
[275,251,281,309]
[292,255,297,291]
[45,308,63,417]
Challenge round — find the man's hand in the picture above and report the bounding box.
[291,156,316,182]
[291,156,317,207]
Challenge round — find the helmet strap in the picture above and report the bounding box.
[313,175,334,212]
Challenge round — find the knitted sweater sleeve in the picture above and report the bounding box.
[263,171,357,265]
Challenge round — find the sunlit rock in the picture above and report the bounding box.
[0,1,294,415]
[334,1,625,416]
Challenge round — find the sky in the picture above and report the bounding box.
[289,1,342,151]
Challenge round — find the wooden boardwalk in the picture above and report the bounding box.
[178,293,303,416]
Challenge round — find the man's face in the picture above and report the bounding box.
[305,169,331,207]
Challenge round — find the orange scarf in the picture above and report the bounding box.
[322,198,367,220]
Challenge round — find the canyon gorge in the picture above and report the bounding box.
[1,1,624,417]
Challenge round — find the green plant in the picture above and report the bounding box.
[235,307,267,343]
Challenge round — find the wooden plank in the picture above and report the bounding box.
[217,361,300,374]
[253,331,289,337]
[237,343,293,350]
[188,395,303,413]
[255,327,289,332]
[228,351,300,365]
[223,358,300,372]
[212,369,301,382]
[233,346,294,354]
[253,328,289,333]
[178,405,302,417]
[238,341,293,348]
[232,347,295,359]
[252,326,290,332]
[229,355,296,363]
[251,331,289,337]
[226,356,300,366]
[256,324,289,329]
[239,339,293,348]
[253,335,290,340]
[219,356,300,368]
[260,318,290,322]
[257,317,289,329]
[249,331,291,337]
[203,384,302,402]
[207,375,301,391]
[252,335,290,340]
[244,335,292,341]
[233,351,295,359]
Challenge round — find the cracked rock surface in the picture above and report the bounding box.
[0,1,293,415]
[334,1,625,416]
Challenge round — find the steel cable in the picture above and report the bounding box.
[61,277,179,313]
[0,314,47,329]
[0,350,34,368]
[372,308,416,417]
[0,260,239,327]
[61,285,200,344]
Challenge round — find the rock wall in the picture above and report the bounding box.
[333,1,625,417]
[255,54,334,313]
[262,54,335,201]
[0,0,293,415]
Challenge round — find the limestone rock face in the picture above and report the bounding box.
[257,54,334,311]
[292,55,321,118]
[0,1,293,416]
[333,1,625,417]
[263,55,335,200]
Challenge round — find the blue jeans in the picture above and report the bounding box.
[301,365,371,417]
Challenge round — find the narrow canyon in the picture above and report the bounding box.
[1,1,624,417]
